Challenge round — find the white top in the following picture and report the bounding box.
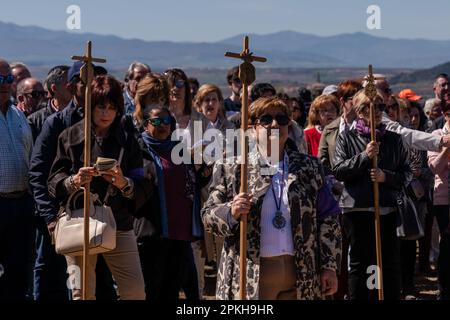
[260,152,295,258]
[339,116,356,134]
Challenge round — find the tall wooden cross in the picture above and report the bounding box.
[364,64,384,300]
[71,41,106,300]
[225,36,267,300]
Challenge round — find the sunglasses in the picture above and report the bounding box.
[24,90,46,99]
[257,113,290,127]
[0,74,15,85]
[148,117,172,126]
[174,79,185,89]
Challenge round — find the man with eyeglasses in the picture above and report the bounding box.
[123,62,151,115]
[16,78,45,117]
[0,58,34,300]
[27,66,72,141]
[10,62,31,104]
[363,74,450,152]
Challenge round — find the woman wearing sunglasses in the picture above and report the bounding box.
[138,105,204,300]
[165,69,209,148]
[333,89,411,300]
[202,97,342,300]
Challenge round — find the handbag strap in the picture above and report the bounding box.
[103,147,125,204]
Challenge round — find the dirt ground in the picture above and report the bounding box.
[200,263,439,300]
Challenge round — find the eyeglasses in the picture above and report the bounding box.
[232,77,242,84]
[257,113,290,127]
[174,79,185,89]
[0,74,15,85]
[383,87,392,94]
[148,117,172,126]
[24,90,46,99]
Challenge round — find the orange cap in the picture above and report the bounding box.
[398,89,422,101]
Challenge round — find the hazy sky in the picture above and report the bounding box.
[1,0,449,42]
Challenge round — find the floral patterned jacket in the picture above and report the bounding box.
[201,140,342,300]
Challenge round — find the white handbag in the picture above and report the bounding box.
[54,188,117,256]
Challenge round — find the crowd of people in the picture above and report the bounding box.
[0,57,449,301]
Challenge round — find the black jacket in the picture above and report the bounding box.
[332,128,412,209]
[48,120,153,231]
[29,100,83,224]
[27,100,57,142]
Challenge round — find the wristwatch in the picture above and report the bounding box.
[120,178,134,197]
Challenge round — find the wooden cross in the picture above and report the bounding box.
[365,64,384,300]
[225,36,266,300]
[71,41,106,301]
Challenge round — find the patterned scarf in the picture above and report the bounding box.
[355,118,387,141]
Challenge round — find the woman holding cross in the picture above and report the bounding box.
[202,97,342,300]
[48,75,149,300]
[333,89,412,300]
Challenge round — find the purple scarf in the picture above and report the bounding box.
[356,118,386,141]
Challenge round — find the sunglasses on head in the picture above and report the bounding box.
[148,117,172,126]
[257,113,290,127]
[0,74,15,85]
[174,79,185,89]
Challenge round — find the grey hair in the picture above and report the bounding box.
[45,65,69,96]
[424,98,439,114]
[124,61,151,82]
[10,61,29,71]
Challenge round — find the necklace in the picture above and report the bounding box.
[93,131,104,147]
[271,159,286,229]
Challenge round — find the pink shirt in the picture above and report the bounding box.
[428,128,449,205]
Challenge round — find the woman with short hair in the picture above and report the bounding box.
[304,94,340,157]
[203,97,342,300]
[48,75,149,300]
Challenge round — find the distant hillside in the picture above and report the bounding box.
[390,61,450,84]
[2,21,450,70]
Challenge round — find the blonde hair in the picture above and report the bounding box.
[353,89,385,114]
[306,94,340,128]
[133,74,169,125]
[194,84,224,111]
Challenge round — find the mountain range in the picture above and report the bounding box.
[2,21,450,70]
